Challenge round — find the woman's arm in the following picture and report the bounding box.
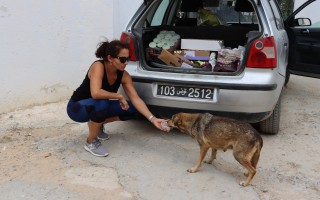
[122,71,167,131]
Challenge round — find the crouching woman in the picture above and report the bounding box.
[67,39,167,157]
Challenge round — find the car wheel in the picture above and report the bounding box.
[258,97,281,135]
[284,69,290,86]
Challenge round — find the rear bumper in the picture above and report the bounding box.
[123,66,284,123]
[147,105,272,123]
[131,79,277,123]
[132,76,277,91]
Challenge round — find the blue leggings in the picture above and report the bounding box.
[67,98,138,123]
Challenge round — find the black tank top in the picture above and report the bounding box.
[71,60,124,101]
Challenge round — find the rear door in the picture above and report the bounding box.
[285,0,320,78]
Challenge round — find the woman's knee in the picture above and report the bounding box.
[127,101,138,113]
[118,101,139,121]
[94,99,110,110]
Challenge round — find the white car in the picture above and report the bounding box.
[119,0,320,134]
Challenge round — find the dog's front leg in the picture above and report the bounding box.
[187,146,209,173]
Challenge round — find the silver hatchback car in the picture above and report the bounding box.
[119,0,320,134]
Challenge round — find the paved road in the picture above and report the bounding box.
[0,75,319,200]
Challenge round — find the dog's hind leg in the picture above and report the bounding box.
[251,148,261,169]
[204,148,217,164]
[187,146,209,173]
[239,160,256,186]
[245,142,261,177]
[233,150,256,186]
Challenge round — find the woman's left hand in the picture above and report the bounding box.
[119,98,130,110]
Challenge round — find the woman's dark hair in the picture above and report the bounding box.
[95,40,130,61]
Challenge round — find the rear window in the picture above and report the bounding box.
[147,0,258,27]
[206,0,258,24]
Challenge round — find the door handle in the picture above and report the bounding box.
[301,29,310,34]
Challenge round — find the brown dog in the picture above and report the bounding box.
[167,112,263,186]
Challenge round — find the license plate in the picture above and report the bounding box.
[157,84,214,100]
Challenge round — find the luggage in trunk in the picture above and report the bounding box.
[140,25,259,74]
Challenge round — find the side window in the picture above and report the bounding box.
[295,1,320,28]
[269,0,285,30]
[151,0,170,26]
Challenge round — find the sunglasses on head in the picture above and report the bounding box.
[116,56,130,64]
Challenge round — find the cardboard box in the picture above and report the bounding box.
[181,39,223,51]
[175,54,194,66]
[158,49,182,67]
[157,49,196,67]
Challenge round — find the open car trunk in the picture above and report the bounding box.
[132,0,262,75]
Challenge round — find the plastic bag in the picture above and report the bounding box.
[213,48,241,72]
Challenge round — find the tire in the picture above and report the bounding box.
[284,69,290,86]
[258,97,281,135]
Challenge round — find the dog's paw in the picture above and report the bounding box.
[204,160,213,164]
[187,167,198,173]
[239,181,249,187]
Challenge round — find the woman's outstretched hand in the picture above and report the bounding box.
[151,117,170,132]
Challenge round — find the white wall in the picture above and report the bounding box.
[113,0,143,39]
[0,0,142,114]
[294,0,304,9]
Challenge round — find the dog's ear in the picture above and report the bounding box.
[175,114,183,126]
[177,118,182,126]
[172,114,180,125]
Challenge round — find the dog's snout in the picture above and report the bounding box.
[167,120,174,127]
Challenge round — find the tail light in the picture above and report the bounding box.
[246,36,277,68]
[120,32,136,61]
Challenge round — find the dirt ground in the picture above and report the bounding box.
[0,75,319,200]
